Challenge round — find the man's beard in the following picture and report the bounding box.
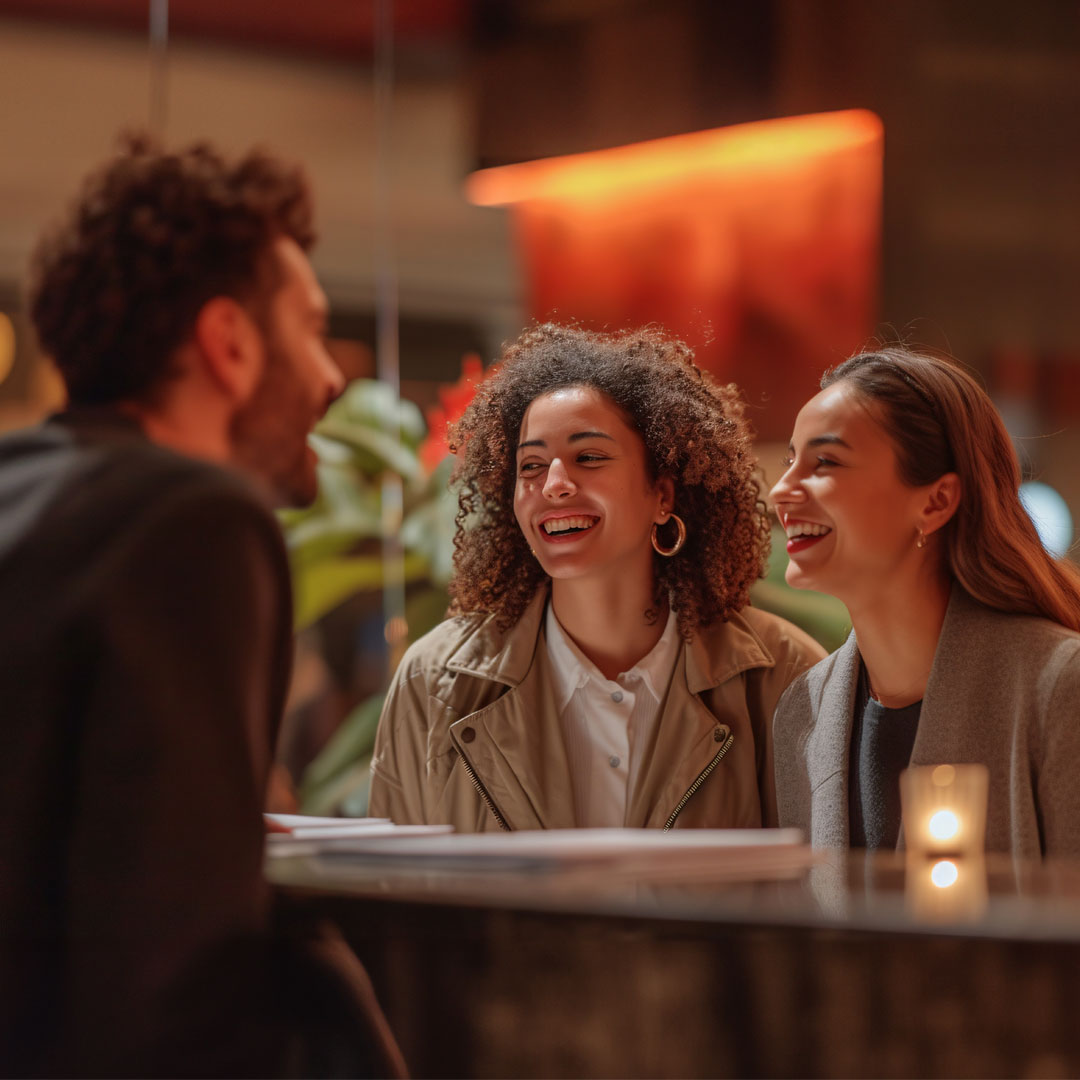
[229,335,319,509]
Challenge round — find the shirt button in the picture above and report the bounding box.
[611,691,624,703]
[608,755,620,768]
[460,727,476,744]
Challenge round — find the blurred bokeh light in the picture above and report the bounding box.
[1019,480,1074,559]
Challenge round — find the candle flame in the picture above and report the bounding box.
[928,809,960,841]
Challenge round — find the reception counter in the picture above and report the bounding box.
[267,846,1080,1078]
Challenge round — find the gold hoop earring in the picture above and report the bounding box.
[916,528,926,550]
[652,513,687,557]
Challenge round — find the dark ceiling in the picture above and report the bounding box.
[0,0,469,59]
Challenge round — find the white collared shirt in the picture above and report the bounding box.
[544,602,681,827]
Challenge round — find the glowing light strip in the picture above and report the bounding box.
[466,109,883,206]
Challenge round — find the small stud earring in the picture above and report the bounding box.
[916,528,926,550]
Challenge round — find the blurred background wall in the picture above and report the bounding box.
[1,0,1077,804]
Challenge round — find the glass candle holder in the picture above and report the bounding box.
[900,763,989,857]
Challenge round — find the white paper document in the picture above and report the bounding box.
[302,827,813,877]
[265,822,455,857]
[265,813,391,836]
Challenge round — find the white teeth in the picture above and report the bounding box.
[543,516,598,534]
[785,521,832,539]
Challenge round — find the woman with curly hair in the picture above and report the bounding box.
[771,345,1080,856]
[369,324,824,832]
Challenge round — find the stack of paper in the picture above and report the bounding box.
[278,826,814,878]
[264,814,454,856]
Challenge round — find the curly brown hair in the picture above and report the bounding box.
[447,323,771,637]
[28,132,314,405]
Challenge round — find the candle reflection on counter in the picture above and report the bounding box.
[906,853,988,923]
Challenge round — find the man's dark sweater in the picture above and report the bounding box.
[0,410,294,1077]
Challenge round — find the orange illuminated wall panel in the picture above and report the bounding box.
[467,109,883,438]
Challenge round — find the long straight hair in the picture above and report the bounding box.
[823,346,1080,632]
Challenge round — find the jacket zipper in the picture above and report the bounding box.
[663,729,736,830]
[457,751,511,831]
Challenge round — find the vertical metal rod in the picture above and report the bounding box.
[148,0,169,135]
[374,0,407,674]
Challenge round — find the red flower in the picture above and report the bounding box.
[419,352,488,473]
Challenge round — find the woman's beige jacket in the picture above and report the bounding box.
[369,591,824,832]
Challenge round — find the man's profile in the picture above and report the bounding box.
[0,135,399,1077]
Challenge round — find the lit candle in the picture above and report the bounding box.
[928,809,959,842]
[900,763,989,858]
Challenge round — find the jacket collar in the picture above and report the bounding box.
[444,589,549,688]
[684,608,776,692]
[445,587,777,691]
[805,630,861,848]
[911,582,991,764]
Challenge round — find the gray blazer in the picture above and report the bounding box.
[774,586,1080,857]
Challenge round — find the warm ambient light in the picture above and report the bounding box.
[928,810,960,842]
[0,312,14,387]
[901,764,989,858]
[464,110,883,441]
[466,110,883,206]
[930,860,959,889]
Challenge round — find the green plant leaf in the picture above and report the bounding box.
[334,379,427,448]
[284,471,383,565]
[306,432,357,467]
[314,419,424,483]
[293,551,429,630]
[401,491,457,585]
[286,518,381,568]
[297,688,386,817]
[339,766,373,818]
[300,692,385,796]
[405,585,451,643]
[298,753,373,818]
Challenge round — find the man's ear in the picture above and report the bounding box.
[654,474,676,521]
[920,472,961,537]
[192,297,264,403]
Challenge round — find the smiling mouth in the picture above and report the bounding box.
[785,521,832,554]
[541,515,599,538]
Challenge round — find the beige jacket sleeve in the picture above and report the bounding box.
[744,612,827,827]
[368,655,433,825]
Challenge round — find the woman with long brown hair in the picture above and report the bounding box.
[770,345,1080,856]
[369,323,823,832]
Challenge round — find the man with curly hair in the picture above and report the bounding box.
[0,137,403,1076]
[370,323,825,832]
